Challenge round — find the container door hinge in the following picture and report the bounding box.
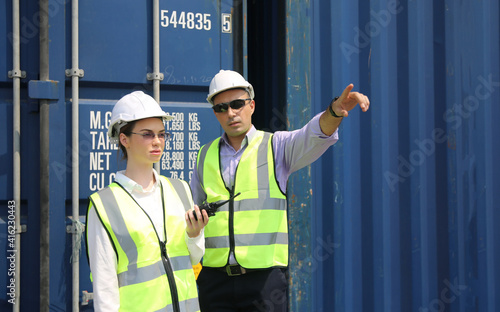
[147,72,164,81]
[17,224,27,234]
[65,68,84,78]
[81,290,93,305]
[8,70,26,79]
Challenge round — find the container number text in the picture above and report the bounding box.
[160,10,211,30]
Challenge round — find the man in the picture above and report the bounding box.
[190,70,370,311]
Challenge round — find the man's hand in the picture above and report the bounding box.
[185,205,209,238]
[330,84,370,118]
[319,84,370,136]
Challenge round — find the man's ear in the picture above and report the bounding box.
[249,100,255,114]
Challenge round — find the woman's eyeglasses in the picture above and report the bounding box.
[130,131,171,141]
[212,98,252,113]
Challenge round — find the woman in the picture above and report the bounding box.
[86,91,208,311]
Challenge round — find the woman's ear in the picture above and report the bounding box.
[119,132,129,148]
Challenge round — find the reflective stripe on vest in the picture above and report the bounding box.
[197,131,288,268]
[88,177,199,312]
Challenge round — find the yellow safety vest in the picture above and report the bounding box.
[86,176,199,312]
[196,131,288,269]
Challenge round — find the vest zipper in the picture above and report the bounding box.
[227,188,236,263]
[160,241,181,312]
[224,141,239,265]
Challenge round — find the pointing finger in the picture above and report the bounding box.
[340,84,354,100]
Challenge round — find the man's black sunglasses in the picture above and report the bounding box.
[212,98,252,113]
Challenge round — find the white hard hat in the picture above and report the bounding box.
[206,70,254,104]
[108,91,173,142]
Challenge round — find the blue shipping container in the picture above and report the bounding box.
[286,1,500,311]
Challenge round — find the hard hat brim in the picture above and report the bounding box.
[207,85,254,105]
[107,113,174,143]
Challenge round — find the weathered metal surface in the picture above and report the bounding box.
[286,0,500,311]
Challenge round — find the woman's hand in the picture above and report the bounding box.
[185,205,209,238]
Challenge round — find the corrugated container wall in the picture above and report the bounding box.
[1,0,499,311]
[286,0,500,311]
